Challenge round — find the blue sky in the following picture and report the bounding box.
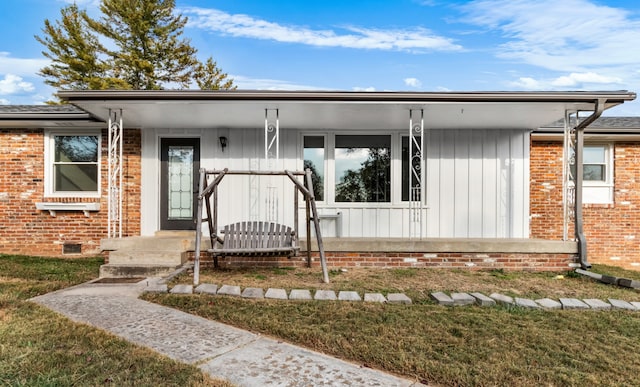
[0,0,638,115]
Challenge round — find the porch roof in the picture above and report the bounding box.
[0,104,102,128]
[58,89,636,131]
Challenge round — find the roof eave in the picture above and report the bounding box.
[57,89,637,104]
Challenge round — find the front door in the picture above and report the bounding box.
[160,138,200,230]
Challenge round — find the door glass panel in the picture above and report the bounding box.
[167,146,194,219]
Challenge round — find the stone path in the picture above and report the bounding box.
[30,280,425,387]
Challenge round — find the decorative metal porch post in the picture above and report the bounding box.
[107,109,123,238]
[265,109,279,163]
[265,109,280,222]
[409,109,425,239]
[562,111,577,241]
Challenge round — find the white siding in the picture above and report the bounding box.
[140,127,530,239]
[422,129,529,238]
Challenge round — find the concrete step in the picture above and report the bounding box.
[101,236,192,251]
[155,230,197,238]
[99,263,181,278]
[101,236,212,251]
[108,250,188,265]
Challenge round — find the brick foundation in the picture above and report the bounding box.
[190,251,577,271]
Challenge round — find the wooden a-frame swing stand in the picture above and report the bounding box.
[193,168,330,285]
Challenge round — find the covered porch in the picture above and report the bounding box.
[59,90,635,276]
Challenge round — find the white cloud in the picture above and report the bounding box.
[414,0,437,6]
[0,52,49,77]
[231,75,326,90]
[509,77,544,90]
[462,0,640,72]
[0,98,10,105]
[551,72,622,87]
[0,74,35,95]
[352,86,376,92]
[509,72,624,90]
[183,7,463,52]
[404,77,422,88]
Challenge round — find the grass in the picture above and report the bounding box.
[142,264,640,386]
[0,254,231,386]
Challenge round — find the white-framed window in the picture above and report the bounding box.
[334,135,391,203]
[572,143,614,204]
[302,133,395,204]
[44,130,101,198]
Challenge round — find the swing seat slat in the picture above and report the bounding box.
[209,221,299,257]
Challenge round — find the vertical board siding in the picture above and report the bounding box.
[468,130,484,237]
[424,129,529,238]
[145,127,529,239]
[454,130,470,237]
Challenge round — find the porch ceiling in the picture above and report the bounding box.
[59,90,635,131]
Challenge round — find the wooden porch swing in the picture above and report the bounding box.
[193,168,329,284]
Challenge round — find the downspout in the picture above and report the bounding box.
[573,98,606,269]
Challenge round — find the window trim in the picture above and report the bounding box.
[581,143,614,204]
[44,129,102,198]
[302,131,410,207]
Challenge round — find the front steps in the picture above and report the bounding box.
[100,231,209,278]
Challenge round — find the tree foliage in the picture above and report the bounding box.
[36,0,234,94]
[303,159,324,201]
[35,4,126,90]
[335,148,390,202]
[194,57,236,90]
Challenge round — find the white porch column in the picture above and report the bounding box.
[108,109,123,238]
[264,108,280,222]
[409,109,425,238]
[265,109,279,164]
[562,110,576,241]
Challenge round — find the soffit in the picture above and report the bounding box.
[58,90,635,131]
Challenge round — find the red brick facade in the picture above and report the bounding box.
[530,140,640,270]
[0,128,141,257]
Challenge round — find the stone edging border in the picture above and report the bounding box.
[143,283,640,311]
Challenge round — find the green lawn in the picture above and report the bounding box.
[0,254,230,386]
[144,264,640,386]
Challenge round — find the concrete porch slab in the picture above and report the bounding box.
[300,237,578,254]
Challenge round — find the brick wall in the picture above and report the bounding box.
[530,140,640,270]
[191,251,576,272]
[0,128,141,257]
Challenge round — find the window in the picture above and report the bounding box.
[583,146,607,181]
[335,135,390,202]
[303,136,325,201]
[570,144,613,204]
[570,145,610,182]
[45,131,100,197]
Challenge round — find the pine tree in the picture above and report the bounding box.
[194,57,236,90]
[36,0,235,92]
[35,4,127,91]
